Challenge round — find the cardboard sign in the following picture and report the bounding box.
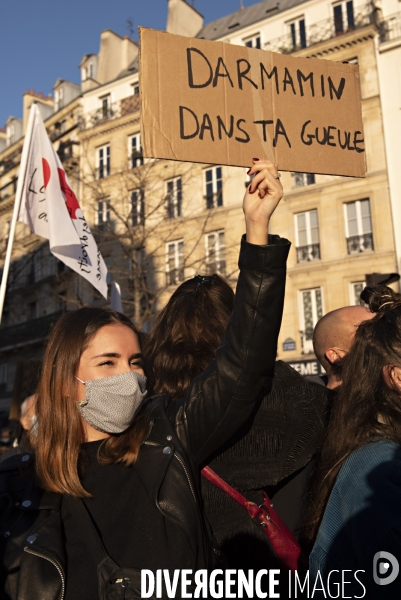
[139,28,365,177]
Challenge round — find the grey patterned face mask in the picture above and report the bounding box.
[76,371,147,434]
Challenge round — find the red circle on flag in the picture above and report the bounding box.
[42,158,51,188]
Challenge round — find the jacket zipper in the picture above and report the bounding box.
[173,452,197,503]
[144,441,197,503]
[24,546,65,600]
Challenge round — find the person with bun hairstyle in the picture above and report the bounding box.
[143,270,331,573]
[305,286,401,598]
[0,160,290,600]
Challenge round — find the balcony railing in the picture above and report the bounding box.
[0,152,20,177]
[266,3,373,54]
[296,243,321,263]
[0,179,17,203]
[379,11,401,43]
[79,95,140,131]
[0,310,63,349]
[347,232,374,254]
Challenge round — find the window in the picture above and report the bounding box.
[295,209,320,262]
[350,281,365,306]
[33,250,42,282]
[104,257,112,284]
[299,287,324,353]
[132,84,140,95]
[131,189,145,226]
[206,231,226,276]
[344,199,373,254]
[205,167,223,209]
[292,172,315,188]
[86,62,93,80]
[166,240,184,285]
[97,200,110,232]
[333,0,355,35]
[129,134,144,168]
[28,301,37,320]
[0,364,7,391]
[6,124,15,147]
[244,34,261,49]
[55,87,64,111]
[166,178,182,219]
[286,17,307,50]
[99,94,111,118]
[97,145,110,179]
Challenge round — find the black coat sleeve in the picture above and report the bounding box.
[168,234,290,465]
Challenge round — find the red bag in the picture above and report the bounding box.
[201,466,305,572]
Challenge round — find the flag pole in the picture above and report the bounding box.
[0,104,37,324]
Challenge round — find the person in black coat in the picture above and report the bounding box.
[0,159,289,600]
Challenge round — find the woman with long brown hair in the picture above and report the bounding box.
[305,287,401,598]
[0,159,290,600]
[143,250,331,577]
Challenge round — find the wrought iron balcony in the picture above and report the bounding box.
[378,11,401,44]
[296,243,321,263]
[0,310,64,349]
[347,233,374,254]
[0,179,16,203]
[266,3,373,54]
[78,95,140,131]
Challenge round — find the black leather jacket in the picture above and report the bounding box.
[0,235,290,600]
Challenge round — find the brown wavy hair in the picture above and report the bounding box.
[143,274,234,399]
[304,286,401,540]
[35,307,151,498]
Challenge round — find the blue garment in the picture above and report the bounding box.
[310,440,401,598]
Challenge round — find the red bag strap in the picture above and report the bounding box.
[201,465,270,521]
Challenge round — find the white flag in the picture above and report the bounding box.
[17,104,108,298]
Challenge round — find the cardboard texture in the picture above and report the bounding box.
[139,28,366,177]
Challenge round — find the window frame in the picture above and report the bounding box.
[349,281,365,306]
[204,166,223,209]
[294,209,320,247]
[128,134,144,168]
[286,16,307,50]
[96,144,110,179]
[96,199,110,230]
[298,287,324,353]
[166,177,182,219]
[344,198,372,238]
[243,33,262,49]
[166,239,184,286]
[333,0,355,34]
[205,230,227,276]
[131,188,145,226]
[294,209,320,263]
[291,172,315,188]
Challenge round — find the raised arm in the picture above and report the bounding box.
[170,160,290,464]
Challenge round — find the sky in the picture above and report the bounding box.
[0,0,256,128]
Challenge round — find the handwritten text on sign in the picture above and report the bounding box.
[140,29,365,177]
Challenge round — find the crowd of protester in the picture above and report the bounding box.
[1,159,400,598]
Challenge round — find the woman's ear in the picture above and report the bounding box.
[383,365,401,392]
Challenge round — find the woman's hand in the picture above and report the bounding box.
[243,158,283,245]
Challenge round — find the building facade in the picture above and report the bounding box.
[0,0,400,411]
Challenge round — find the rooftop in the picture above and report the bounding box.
[196,0,307,40]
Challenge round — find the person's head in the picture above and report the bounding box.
[305,287,401,539]
[20,394,37,432]
[313,305,374,388]
[35,307,150,497]
[143,274,234,399]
